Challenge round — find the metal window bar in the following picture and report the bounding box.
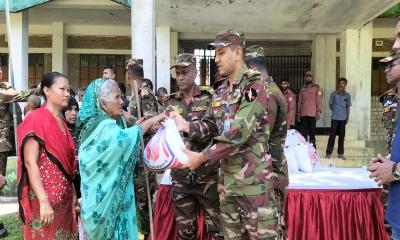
[194,49,215,86]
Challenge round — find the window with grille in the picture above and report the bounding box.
[194,49,215,86]
[0,53,44,88]
[28,54,44,87]
[79,54,130,88]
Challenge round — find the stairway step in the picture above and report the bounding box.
[314,139,366,148]
[316,148,375,157]
[319,158,371,168]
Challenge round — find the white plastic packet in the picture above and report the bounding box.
[284,146,299,173]
[144,119,189,171]
[284,129,316,173]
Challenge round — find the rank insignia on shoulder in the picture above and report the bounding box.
[212,101,222,107]
[245,88,258,102]
[172,108,183,114]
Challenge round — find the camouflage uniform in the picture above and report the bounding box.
[127,76,160,239]
[166,53,222,240]
[189,30,278,239]
[246,45,288,239]
[378,51,400,235]
[380,86,398,155]
[380,87,397,234]
[0,83,32,175]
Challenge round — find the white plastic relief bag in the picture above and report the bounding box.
[144,118,189,171]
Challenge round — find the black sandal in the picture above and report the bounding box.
[0,223,9,238]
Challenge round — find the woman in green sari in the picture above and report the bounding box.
[77,78,165,239]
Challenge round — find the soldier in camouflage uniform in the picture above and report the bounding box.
[0,74,34,176]
[171,30,278,239]
[245,45,288,239]
[125,59,160,239]
[380,86,398,155]
[165,53,222,240]
[378,50,400,235]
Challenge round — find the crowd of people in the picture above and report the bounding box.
[0,22,398,240]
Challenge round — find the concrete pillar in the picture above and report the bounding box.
[311,35,336,128]
[131,0,155,81]
[358,22,373,140]
[340,22,372,140]
[8,11,28,91]
[170,31,178,85]
[52,22,67,73]
[156,26,171,93]
[324,35,337,128]
[311,35,325,88]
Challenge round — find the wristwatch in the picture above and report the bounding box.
[392,162,400,181]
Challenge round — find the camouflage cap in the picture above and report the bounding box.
[170,53,196,69]
[207,29,245,50]
[380,50,400,63]
[245,45,265,61]
[125,58,143,69]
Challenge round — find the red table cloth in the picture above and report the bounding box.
[150,184,210,240]
[286,188,390,240]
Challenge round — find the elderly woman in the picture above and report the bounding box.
[17,72,77,239]
[77,78,165,239]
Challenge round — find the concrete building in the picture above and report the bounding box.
[1,0,400,159]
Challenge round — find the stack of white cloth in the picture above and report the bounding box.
[288,166,380,189]
[284,129,320,173]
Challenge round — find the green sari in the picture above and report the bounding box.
[77,78,142,240]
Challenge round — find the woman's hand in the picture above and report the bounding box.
[136,117,145,125]
[39,200,54,226]
[152,113,168,125]
[74,198,81,215]
[122,108,132,122]
[139,113,167,134]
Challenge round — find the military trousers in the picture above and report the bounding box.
[220,191,278,240]
[172,177,222,240]
[273,187,287,240]
[0,152,8,176]
[134,170,157,239]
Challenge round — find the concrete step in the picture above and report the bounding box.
[319,158,371,168]
[315,136,366,148]
[316,147,375,157]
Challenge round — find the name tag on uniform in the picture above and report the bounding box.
[172,108,183,114]
[212,101,222,107]
[192,106,207,112]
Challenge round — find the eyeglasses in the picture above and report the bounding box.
[385,61,400,71]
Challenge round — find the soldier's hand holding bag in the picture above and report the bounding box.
[144,119,189,171]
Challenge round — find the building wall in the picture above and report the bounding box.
[68,54,80,91]
[369,96,388,155]
[370,96,386,141]
[68,36,130,49]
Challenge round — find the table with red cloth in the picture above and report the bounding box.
[286,167,390,240]
[150,170,210,240]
